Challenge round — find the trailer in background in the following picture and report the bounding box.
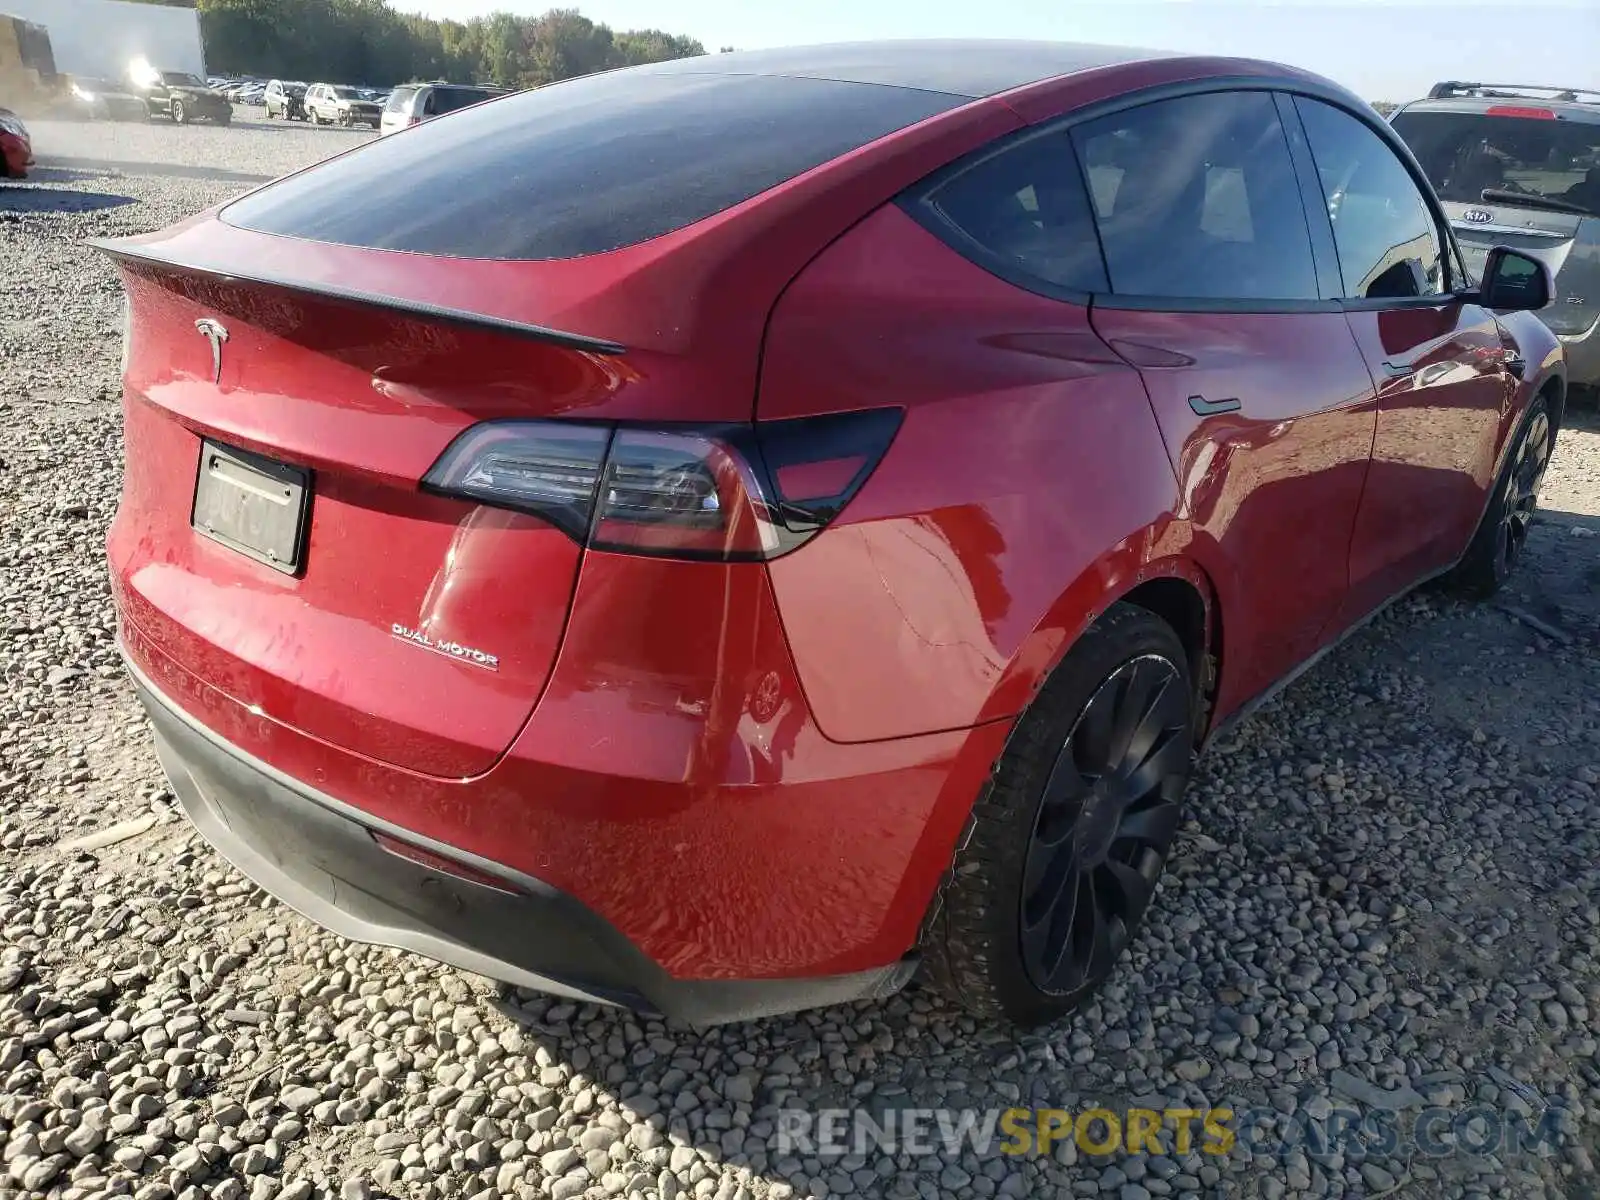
[0,13,57,112]
[0,0,204,84]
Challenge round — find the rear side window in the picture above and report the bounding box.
[224,71,958,260]
[1072,91,1319,301]
[430,87,499,115]
[1296,98,1445,299]
[917,127,1108,293]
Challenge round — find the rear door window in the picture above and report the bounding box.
[223,70,960,260]
[1392,108,1600,215]
[1071,90,1320,301]
[913,126,1109,293]
[1296,98,1446,299]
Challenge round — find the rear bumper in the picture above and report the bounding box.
[129,652,918,1024]
[1556,317,1600,390]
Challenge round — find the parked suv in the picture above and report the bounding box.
[132,70,232,126]
[264,80,309,121]
[380,82,506,134]
[306,84,383,128]
[98,43,1564,1027]
[1391,83,1600,395]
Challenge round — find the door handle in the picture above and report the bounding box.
[1380,360,1415,379]
[1188,394,1241,416]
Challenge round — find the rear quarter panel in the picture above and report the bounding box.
[760,204,1198,743]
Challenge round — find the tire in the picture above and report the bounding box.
[1446,393,1555,600]
[923,602,1196,1027]
[171,100,187,125]
[217,110,231,127]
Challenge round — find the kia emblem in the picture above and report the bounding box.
[1463,208,1493,224]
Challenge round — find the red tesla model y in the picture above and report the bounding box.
[100,41,1564,1027]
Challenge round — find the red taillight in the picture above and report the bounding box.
[422,409,902,562]
[590,429,775,558]
[370,831,525,895]
[1485,105,1556,119]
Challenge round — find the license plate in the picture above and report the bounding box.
[191,440,310,574]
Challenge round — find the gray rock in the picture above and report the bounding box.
[278,1087,321,1115]
[22,1155,70,1190]
[1328,1070,1425,1111]
[1362,1163,1398,1191]
[540,1147,582,1177]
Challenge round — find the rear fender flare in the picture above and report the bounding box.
[976,535,1235,739]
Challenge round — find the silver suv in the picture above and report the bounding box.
[1391,82,1600,394]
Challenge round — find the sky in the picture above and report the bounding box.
[402,0,1597,102]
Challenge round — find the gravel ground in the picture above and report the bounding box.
[2,117,1599,1200]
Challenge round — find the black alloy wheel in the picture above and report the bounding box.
[1019,654,1189,995]
[1448,394,1556,599]
[923,601,1199,1026]
[1496,405,1551,577]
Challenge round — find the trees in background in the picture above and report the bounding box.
[124,0,705,86]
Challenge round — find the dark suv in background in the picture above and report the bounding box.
[133,71,233,126]
[1391,83,1600,395]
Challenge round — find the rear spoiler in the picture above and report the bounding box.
[89,238,628,356]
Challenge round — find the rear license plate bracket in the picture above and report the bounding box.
[191,439,311,575]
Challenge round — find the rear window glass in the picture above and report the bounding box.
[384,87,417,112]
[223,70,958,260]
[1392,109,1600,216]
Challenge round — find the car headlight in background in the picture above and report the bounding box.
[128,57,160,88]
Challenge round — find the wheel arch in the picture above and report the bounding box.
[1118,573,1224,740]
[980,549,1231,744]
[1539,371,1566,442]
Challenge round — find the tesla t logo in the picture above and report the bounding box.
[1463,208,1493,224]
[194,318,229,384]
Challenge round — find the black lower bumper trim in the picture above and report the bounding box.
[126,654,916,1024]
